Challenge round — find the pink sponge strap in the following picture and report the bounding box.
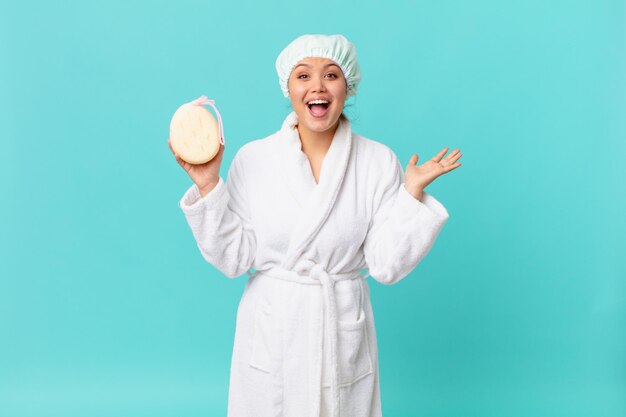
[190,95,225,145]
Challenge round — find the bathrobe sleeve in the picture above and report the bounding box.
[362,151,450,285]
[178,149,257,278]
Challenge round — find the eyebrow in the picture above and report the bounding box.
[294,63,340,69]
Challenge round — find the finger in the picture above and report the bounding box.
[431,147,449,163]
[443,150,461,164]
[444,148,460,159]
[441,149,461,166]
[450,152,462,164]
[170,147,183,164]
[168,139,184,162]
[445,162,462,172]
[408,154,418,166]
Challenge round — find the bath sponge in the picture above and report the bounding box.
[169,96,225,164]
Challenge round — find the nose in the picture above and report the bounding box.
[311,74,327,93]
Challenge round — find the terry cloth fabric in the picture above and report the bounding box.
[178,110,450,417]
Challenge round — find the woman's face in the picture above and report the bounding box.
[287,57,347,135]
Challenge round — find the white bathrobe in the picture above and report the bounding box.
[179,111,450,417]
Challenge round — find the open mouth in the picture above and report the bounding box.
[307,101,330,117]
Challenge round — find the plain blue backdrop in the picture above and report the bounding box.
[1,0,624,416]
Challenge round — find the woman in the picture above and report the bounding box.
[168,34,461,417]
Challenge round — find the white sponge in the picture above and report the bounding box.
[169,97,224,164]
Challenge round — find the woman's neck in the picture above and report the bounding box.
[296,121,339,157]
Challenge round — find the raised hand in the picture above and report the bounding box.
[404,147,462,199]
[168,138,224,196]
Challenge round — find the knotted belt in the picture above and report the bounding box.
[248,264,370,417]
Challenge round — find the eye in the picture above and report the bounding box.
[326,73,338,78]
[297,74,308,79]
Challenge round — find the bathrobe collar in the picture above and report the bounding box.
[276,111,354,270]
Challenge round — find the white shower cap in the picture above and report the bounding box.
[275,34,362,98]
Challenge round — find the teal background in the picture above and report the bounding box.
[1,0,624,416]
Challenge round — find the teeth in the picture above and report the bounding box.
[307,99,329,105]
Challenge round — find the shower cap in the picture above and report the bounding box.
[275,34,361,98]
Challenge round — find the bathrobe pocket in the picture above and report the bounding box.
[249,299,274,373]
[323,309,374,388]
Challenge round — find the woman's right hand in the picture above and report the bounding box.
[168,138,224,196]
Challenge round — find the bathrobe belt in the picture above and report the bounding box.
[250,265,369,417]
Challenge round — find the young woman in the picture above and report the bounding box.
[169,34,461,417]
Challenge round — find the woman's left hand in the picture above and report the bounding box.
[404,147,462,199]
